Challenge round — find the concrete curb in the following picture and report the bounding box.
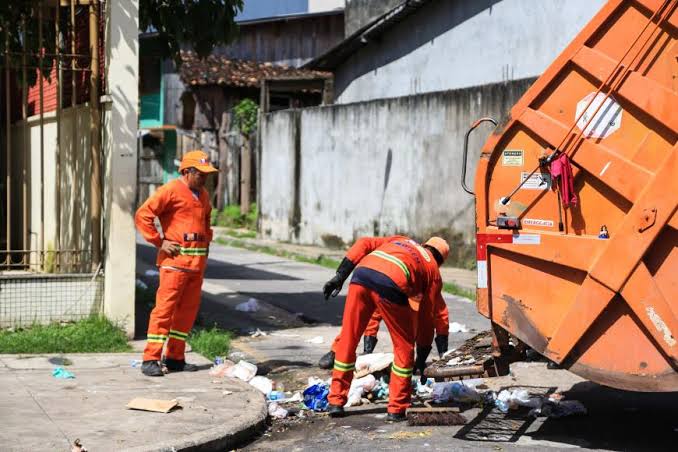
[125,390,268,452]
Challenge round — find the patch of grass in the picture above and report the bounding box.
[216,237,340,270]
[188,327,232,361]
[443,282,476,301]
[0,316,132,354]
[211,203,257,230]
[220,228,257,239]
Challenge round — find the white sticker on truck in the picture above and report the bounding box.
[502,149,524,166]
[477,260,488,289]
[512,234,541,245]
[521,172,551,190]
[576,92,622,139]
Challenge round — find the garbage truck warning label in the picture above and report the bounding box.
[523,218,554,228]
[502,149,524,166]
[521,172,551,190]
[576,92,622,139]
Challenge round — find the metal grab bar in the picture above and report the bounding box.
[461,117,497,195]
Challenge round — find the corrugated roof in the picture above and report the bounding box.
[179,51,331,88]
[304,0,433,71]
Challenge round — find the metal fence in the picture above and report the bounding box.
[0,1,105,326]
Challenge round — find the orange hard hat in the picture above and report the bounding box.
[425,236,449,263]
[179,150,218,173]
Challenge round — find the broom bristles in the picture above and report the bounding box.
[406,411,467,426]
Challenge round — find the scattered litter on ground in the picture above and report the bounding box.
[303,382,330,411]
[144,269,159,277]
[209,360,235,377]
[268,402,288,419]
[449,322,469,333]
[306,336,324,344]
[446,356,476,366]
[355,352,394,378]
[52,367,75,379]
[441,348,457,359]
[129,359,142,368]
[268,390,285,401]
[236,298,260,312]
[389,430,432,440]
[345,374,377,407]
[71,439,87,452]
[230,360,258,382]
[431,380,482,404]
[228,351,246,360]
[494,389,542,413]
[126,398,178,413]
[250,376,274,395]
[135,279,148,290]
[250,328,268,337]
[222,390,233,396]
[415,378,434,396]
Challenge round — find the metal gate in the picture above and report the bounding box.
[1,0,105,326]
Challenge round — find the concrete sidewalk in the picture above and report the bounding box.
[213,228,478,291]
[0,352,267,452]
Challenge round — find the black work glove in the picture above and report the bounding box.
[322,257,355,300]
[415,345,432,385]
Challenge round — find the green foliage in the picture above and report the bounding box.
[443,282,476,301]
[140,0,243,66]
[188,327,231,361]
[0,1,57,87]
[211,203,257,229]
[0,316,132,354]
[233,98,259,137]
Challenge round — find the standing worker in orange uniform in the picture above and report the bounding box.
[135,150,217,377]
[322,235,449,421]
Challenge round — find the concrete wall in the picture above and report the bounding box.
[344,0,402,35]
[260,78,535,266]
[335,0,606,104]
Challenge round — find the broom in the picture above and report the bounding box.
[406,403,468,426]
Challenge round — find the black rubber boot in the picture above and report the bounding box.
[318,350,335,369]
[164,358,198,372]
[327,404,345,418]
[363,335,378,354]
[386,412,407,422]
[141,360,164,377]
[434,335,449,358]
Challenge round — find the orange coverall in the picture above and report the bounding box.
[135,179,213,362]
[329,236,441,414]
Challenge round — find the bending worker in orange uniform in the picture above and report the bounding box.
[322,236,449,421]
[318,297,450,369]
[135,150,217,377]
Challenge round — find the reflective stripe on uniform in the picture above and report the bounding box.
[333,359,356,372]
[391,363,413,378]
[370,250,411,280]
[180,247,208,256]
[168,329,189,341]
[147,333,167,344]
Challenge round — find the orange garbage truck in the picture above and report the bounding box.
[432,0,677,392]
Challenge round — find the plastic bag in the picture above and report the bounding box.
[227,360,258,382]
[303,383,330,412]
[345,374,377,407]
[495,389,542,413]
[268,402,288,419]
[249,376,274,395]
[432,381,481,403]
[235,298,260,312]
[208,360,236,377]
[355,352,394,378]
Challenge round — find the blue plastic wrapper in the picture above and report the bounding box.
[52,367,75,379]
[303,383,329,412]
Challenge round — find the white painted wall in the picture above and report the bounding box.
[335,0,606,103]
[309,0,345,13]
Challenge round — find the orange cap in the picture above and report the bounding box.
[179,150,218,174]
[425,236,449,263]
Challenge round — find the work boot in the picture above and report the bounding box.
[434,335,449,358]
[363,335,378,354]
[141,360,164,377]
[386,412,407,422]
[318,350,335,369]
[164,358,199,372]
[327,404,345,418]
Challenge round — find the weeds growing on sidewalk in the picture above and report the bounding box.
[216,237,477,300]
[211,203,257,230]
[0,316,132,354]
[189,327,232,361]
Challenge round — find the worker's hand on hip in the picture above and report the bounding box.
[160,240,181,257]
[322,274,344,300]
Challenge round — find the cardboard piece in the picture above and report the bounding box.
[126,398,179,413]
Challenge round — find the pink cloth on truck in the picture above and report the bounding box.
[550,153,578,207]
